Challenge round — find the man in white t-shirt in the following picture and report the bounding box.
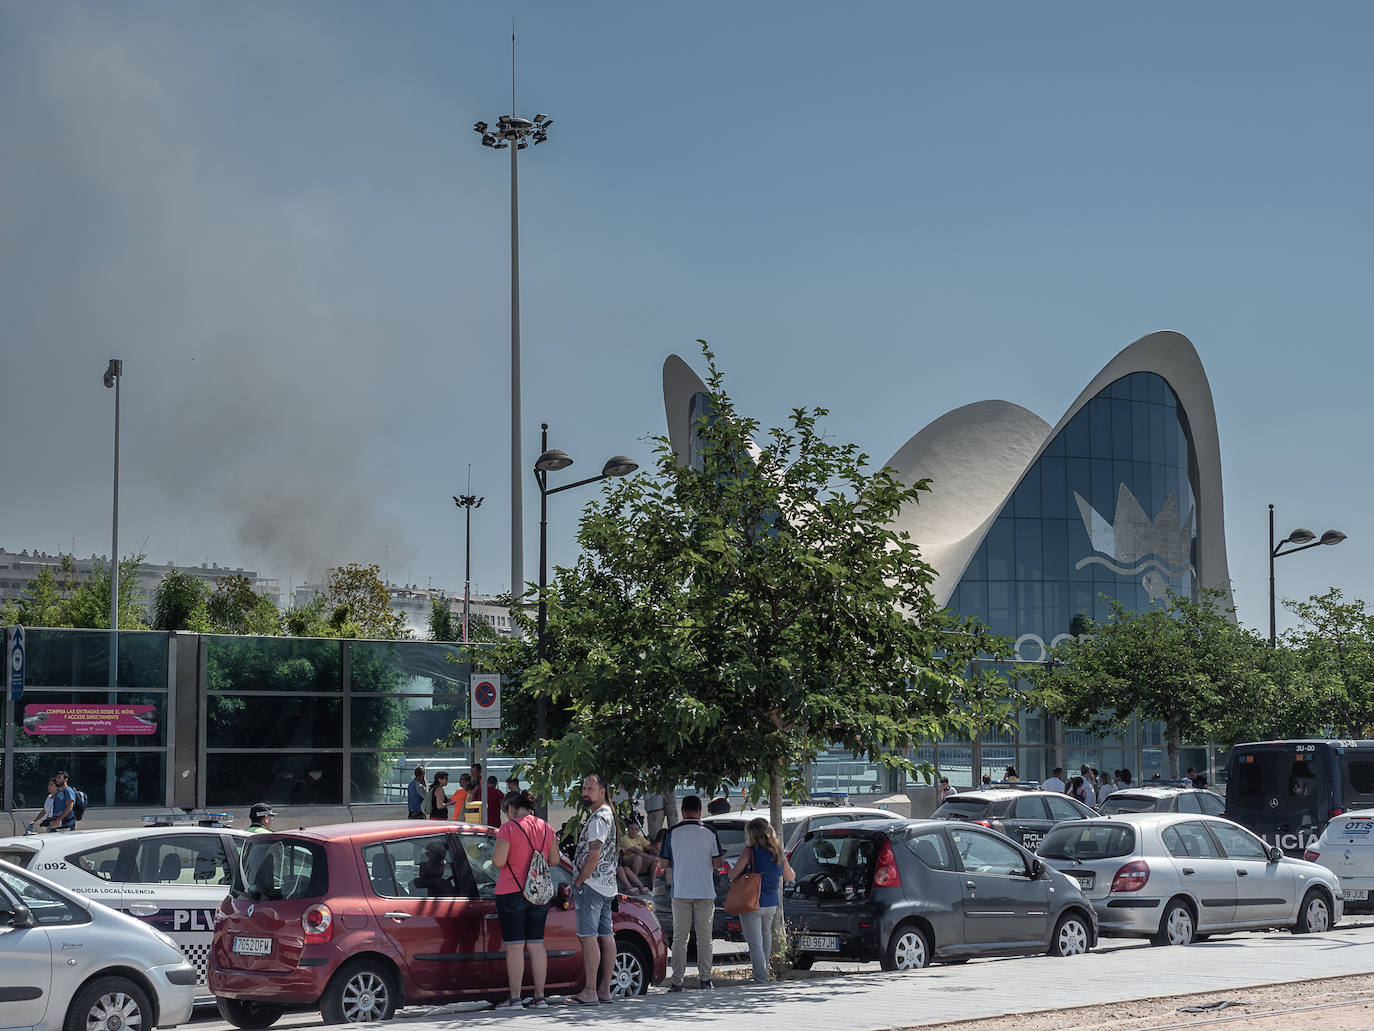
[571,774,620,1004]
[1042,767,1066,793]
[661,795,722,990]
[1098,770,1119,804]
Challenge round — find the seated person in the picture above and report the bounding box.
[616,817,653,894]
[412,843,454,897]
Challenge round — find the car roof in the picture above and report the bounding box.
[0,823,245,853]
[703,805,896,824]
[1065,812,1227,828]
[942,790,1062,802]
[253,819,494,844]
[1108,786,1218,798]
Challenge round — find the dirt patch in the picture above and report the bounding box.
[899,973,1374,1031]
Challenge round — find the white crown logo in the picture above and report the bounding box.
[1074,484,1195,579]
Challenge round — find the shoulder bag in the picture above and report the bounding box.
[724,845,761,915]
[515,818,556,905]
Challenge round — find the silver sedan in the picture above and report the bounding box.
[1037,812,1342,945]
[0,859,197,1031]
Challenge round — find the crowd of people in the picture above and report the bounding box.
[956,762,1212,803]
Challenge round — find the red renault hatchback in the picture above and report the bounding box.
[208,821,665,1025]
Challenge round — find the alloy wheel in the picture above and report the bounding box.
[891,930,928,969]
[1056,918,1089,956]
[1166,906,1194,946]
[340,971,390,1023]
[1305,895,1331,933]
[610,947,646,998]
[85,991,144,1031]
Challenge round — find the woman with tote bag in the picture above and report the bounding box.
[727,817,795,984]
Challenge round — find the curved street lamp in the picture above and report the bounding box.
[532,423,637,814]
[1270,503,1347,646]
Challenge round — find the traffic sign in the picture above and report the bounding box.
[7,625,24,702]
[470,672,502,729]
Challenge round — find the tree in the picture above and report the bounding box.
[496,344,1013,829]
[1024,588,1274,777]
[320,563,410,640]
[429,597,501,644]
[1,565,69,627]
[150,570,209,631]
[55,555,146,629]
[1284,588,1374,738]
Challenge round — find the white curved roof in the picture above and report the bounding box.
[661,330,1230,613]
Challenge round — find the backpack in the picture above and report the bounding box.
[421,786,435,817]
[71,789,88,821]
[515,819,555,905]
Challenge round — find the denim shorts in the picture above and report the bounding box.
[496,890,549,945]
[573,883,615,938]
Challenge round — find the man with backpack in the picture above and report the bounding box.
[51,770,81,831]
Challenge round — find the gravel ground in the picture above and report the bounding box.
[902,973,1374,1031]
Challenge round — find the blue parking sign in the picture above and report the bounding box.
[7,625,23,701]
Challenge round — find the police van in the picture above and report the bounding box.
[0,811,247,991]
[1224,740,1374,855]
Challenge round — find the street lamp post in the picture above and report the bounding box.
[1269,503,1347,646]
[102,360,123,680]
[532,423,637,815]
[473,108,553,617]
[452,493,484,643]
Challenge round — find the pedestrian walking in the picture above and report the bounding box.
[1042,767,1066,793]
[428,771,451,820]
[729,817,795,984]
[486,775,504,828]
[661,794,722,991]
[29,778,58,832]
[570,774,620,1005]
[407,766,427,819]
[491,789,561,1010]
[50,771,78,831]
[1098,770,1119,804]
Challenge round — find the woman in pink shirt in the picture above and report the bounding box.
[491,789,561,1009]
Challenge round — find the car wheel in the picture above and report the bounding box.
[1151,899,1195,947]
[1048,911,1091,957]
[610,936,649,998]
[65,976,153,1031]
[880,922,930,971]
[216,998,285,1030]
[320,959,397,1024]
[1294,888,1332,934]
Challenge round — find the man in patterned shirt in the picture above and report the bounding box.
[570,773,619,1004]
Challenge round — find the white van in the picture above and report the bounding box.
[1304,809,1374,912]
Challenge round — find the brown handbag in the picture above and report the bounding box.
[724,847,761,915]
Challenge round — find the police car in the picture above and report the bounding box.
[1304,809,1374,913]
[0,811,248,991]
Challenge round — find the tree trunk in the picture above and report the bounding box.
[769,767,786,977]
[1166,723,1181,779]
[770,770,783,835]
[660,781,680,829]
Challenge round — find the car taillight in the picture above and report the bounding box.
[1330,808,1346,819]
[873,840,902,888]
[1304,849,1321,862]
[301,903,333,943]
[1110,860,1149,893]
[971,820,993,829]
[718,859,731,876]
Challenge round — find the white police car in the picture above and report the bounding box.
[0,812,248,991]
[1305,808,1374,913]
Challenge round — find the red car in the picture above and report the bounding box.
[208,821,665,1025]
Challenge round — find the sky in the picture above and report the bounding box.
[1,2,1369,637]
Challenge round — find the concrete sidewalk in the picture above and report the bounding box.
[378,924,1374,1031]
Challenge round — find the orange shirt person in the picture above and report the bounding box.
[449,773,472,821]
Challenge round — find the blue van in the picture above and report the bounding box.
[1224,740,1374,855]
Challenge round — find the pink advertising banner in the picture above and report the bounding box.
[23,703,158,736]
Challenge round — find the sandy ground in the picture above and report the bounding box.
[904,972,1374,1031]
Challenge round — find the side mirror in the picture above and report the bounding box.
[6,905,37,929]
[1268,846,1283,863]
[1031,859,1046,879]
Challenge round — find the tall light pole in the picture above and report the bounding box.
[474,56,553,617]
[533,423,637,815]
[103,360,123,674]
[452,492,484,643]
[1269,503,1347,646]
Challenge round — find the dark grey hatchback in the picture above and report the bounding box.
[784,820,1097,971]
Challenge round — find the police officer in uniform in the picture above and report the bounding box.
[248,802,276,833]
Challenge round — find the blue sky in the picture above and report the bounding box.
[1,2,1368,636]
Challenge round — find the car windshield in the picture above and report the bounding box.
[1340,756,1374,808]
[710,824,749,855]
[1038,824,1135,861]
[233,838,328,901]
[1097,795,1156,815]
[932,799,988,818]
[1228,749,1326,813]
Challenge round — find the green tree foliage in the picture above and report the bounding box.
[1024,588,1273,776]
[487,345,1015,825]
[1,565,69,627]
[1283,588,1374,738]
[320,563,410,640]
[207,574,282,636]
[61,556,147,629]
[429,596,501,644]
[150,570,209,631]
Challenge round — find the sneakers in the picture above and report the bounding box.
[700,978,715,990]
